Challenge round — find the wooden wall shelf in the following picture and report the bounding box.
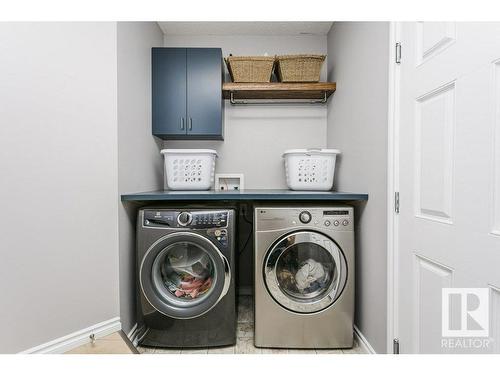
[222,82,336,104]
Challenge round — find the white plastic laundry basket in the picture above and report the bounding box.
[283,148,341,191]
[161,149,217,190]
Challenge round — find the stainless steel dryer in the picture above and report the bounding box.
[254,206,354,349]
[136,208,236,348]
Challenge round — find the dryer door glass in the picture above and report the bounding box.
[275,242,335,300]
[264,231,347,314]
[140,232,230,319]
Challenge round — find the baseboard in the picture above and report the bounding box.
[354,325,376,354]
[21,317,121,354]
[127,323,140,347]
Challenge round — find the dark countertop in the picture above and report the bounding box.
[121,189,368,202]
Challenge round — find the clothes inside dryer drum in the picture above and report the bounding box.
[295,259,326,292]
[275,242,335,300]
[161,242,215,300]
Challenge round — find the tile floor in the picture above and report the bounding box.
[138,296,367,355]
[66,332,137,354]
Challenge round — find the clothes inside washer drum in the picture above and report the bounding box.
[162,246,214,300]
[168,250,211,278]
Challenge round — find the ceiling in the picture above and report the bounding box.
[157,22,333,36]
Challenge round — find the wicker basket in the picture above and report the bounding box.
[276,54,326,82]
[225,55,275,83]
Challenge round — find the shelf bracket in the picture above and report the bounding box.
[229,91,328,105]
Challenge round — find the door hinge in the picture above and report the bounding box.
[394,191,400,213]
[395,42,402,64]
[393,338,400,354]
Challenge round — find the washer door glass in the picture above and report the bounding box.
[157,242,216,302]
[264,231,347,313]
[140,232,230,319]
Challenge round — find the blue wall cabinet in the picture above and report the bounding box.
[152,47,223,140]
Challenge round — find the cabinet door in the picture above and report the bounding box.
[152,48,187,138]
[186,48,223,139]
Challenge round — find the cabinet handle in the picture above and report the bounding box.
[188,117,193,131]
[180,117,185,130]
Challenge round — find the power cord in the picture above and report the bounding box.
[239,203,253,254]
[241,203,253,225]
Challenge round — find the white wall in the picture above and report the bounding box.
[117,22,164,334]
[326,22,390,353]
[0,22,119,353]
[163,35,328,189]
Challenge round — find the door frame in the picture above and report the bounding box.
[386,21,402,354]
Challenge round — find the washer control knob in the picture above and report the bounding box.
[177,212,192,226]
[333,220,340,226]
[342,219,349,226]
[299,211,312,224]
[324,220,331,227]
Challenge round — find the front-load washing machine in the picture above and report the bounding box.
[136,208,236,348]
[254,206,354,349]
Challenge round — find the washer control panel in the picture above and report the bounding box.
[143,210,228,229]
[177,211,193,226]
[208,228,228,246]
[191,211,228,228]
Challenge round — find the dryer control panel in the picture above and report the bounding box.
[255,206,354,232]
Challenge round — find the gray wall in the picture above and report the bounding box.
[162,34,329,189]
[117,22,164,334]
[326,22,389,353]
[0,22,120,353]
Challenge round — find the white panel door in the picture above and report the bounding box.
[398,22,500,354]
